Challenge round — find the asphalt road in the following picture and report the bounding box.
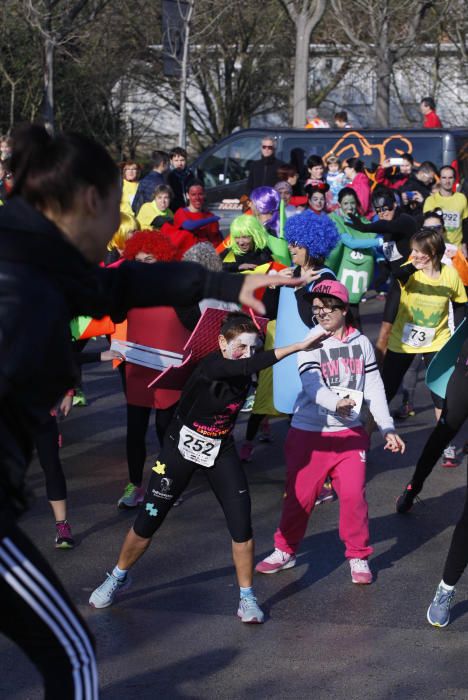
[1,298,468,700]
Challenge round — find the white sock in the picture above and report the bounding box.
[440,579,455,591]
[113,565,128,580]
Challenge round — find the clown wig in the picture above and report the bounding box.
[250,186,280,235]
[229,214,269,255]
[123,230,179,261]
[107,212,138,252]
[285,209,340,263]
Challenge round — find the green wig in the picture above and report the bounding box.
[229,214,269,256]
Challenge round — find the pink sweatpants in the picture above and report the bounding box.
[274,426,373,560]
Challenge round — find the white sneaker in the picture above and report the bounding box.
[255,548,296,574]
[89,572,131,608]
[237,596,264,623]
[349,558,373,584]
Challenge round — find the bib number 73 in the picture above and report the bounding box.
[401,323,435,348]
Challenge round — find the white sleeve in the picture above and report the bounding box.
[361,337,395,435]
[297,350,339,413]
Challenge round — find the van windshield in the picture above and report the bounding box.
[284,132,443,175]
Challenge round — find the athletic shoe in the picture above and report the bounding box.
[72,388,88,407]
[89,572,131,609]
[239,442,254,462]
[396,483,419,514]
[55,521,74,549]
[118,483,145,509]
[237,596,264,624]
[427,583,455,627]
[441,445,459,468]
[255,548,296,574]
[349,558,373,584]
[392,403,416,420]
[315,479,337,506]
[258,418,272,443]
[240,393,255,413]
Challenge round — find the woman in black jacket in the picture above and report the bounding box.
[0,124,293,699]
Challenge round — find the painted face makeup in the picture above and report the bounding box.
[340,194,357,216]
[188,185,205,210]
[225,332,259,359]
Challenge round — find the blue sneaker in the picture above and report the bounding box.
[89,572,131,608]
[237,596,264,624]
[427,583,455,627]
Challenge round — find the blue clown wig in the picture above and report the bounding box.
[284,209,340,259]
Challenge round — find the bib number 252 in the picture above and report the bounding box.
[178,425,221,467]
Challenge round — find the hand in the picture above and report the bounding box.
[384,432,405,453]
[101,349,125,362]
[58,394,73,418]
[412,191,423,203]
[277,266,295,278]
[336,397,356,417]
[298,329,331,351]
[239,274,303,315]
[302,268,323,285]
[238,263,258,271]
[382,158,392,169]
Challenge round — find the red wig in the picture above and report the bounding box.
[123,230,179,261]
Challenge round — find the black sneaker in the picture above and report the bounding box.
[396,483,419,514]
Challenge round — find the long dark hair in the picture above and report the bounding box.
[10,123,119,211]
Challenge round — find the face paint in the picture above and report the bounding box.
[225,332,259,359]
[188,185,205,210]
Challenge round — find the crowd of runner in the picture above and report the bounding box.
[0,124,468,697]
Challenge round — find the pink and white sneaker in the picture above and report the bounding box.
[239,442,254,462]
[255,548,296,574]
[349,558,373,584]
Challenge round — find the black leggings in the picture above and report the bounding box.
[34,415,66,502]
[246,413,266,442]
[133,426,252,543]
[0,524,98,699]
[407,365,468,586]
[382,349,444,409]
[126,403,177,485]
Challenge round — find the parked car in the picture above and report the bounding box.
[192,127,468,212]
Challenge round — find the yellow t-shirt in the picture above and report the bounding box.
[136,202,173,229]
[120,180,138,216]
[423,192,468,247]
[388,264,467,354]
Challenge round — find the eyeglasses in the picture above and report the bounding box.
[422,224,443,233]
[312,305,340,316]
[261,144,274,150]
[375,206,392,214]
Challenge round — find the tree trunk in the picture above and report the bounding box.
[292,15,311,127]
[43,35,55,134]
[375,52,392,128]
[179,0,194,149]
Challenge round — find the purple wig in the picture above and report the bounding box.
[250,186,280,235]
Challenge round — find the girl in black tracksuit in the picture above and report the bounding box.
[90,312,328,623]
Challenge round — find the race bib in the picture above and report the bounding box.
[401,323,435,348]
[382,241,403,262]
[319,386,364,420]
[178,425,221,467]
[442,210,461,230]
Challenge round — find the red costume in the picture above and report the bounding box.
[423,111,443,128]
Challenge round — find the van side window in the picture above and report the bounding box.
[226,136,260,183]
[196,144,230,188]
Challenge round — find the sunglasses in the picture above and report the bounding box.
[375,206,392,214]
[261,144,274,150]
[423,224,444,233]
[312,305,341,315]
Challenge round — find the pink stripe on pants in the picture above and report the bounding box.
[274,426,373,560]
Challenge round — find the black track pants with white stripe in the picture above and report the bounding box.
[0,524,98,699]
